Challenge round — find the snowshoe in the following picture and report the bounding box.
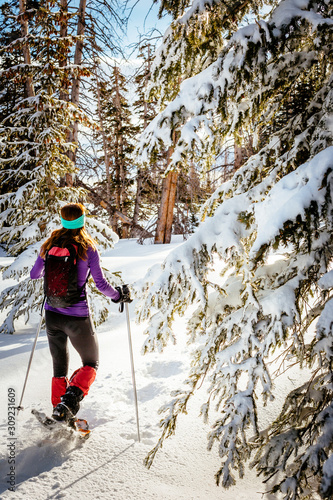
[32,409,91,439]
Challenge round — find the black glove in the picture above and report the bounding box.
[112,284,133,304]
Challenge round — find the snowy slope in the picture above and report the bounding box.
[0,237,298,500]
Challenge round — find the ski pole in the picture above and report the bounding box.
[17,296,46,412]
[125,302,141,443]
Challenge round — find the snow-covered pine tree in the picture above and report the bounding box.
[96,65,139,237]
[0,1,23,125]
[134,42,211,240]
[132,43,160,233]
[0,0,119,334]
[135,0,333,497]
[149,0,231,105]
[0,0,26,198]
[134,44,156,130]
[137,0,251,243]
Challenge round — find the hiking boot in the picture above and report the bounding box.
[52,402,73,422]
[52,386,84,422]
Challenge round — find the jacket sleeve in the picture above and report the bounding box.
[88,247,121,301]
[30,255,45,279]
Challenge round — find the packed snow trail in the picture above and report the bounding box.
[0,238,302,499]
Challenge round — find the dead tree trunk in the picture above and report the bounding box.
[234,142,244,170]
[18,0,34,98]
[154,128,179,244]
[154,169,178,244]
[132,168,143,232]
[67,0,87,170]
[234,134,254,172]
[59,0,69,102]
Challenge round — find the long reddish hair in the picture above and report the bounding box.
[40,203,96,260]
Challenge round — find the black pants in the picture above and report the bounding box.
[45,310,99,378]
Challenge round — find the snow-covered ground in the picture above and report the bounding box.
[0,237,290,499]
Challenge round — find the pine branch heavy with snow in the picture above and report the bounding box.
[135,0,333,497]
[0,1,120,333]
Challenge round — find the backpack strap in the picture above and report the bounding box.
[60,244,90,301]
[77,270,91,301]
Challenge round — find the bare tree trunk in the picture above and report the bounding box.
[155,173,171,244]
[155,128,179,244]
[234,142,244,170]
[154,170,178,244]
[72,0,87,107]
[59,0,69,102]
[68,0,87,169]
[18,0,34,98]
[234,133,254,171]
[132,168,142,230]
[164,170,178,243]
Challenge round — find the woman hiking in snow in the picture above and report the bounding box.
[30,203,130,423]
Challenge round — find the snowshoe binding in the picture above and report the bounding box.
[32,409,91,439]
[52,385,84,422]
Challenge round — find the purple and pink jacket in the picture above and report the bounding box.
[30,246,120,317]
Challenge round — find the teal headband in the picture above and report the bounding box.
[61,214,85,229]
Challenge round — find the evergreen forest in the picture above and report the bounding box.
[1,0,333,498]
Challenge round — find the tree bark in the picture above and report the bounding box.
[234,142,244,170]
[164,170,178,244]
[234,134,254,171]
[154,169,178,244]
[155,129,179,244]
[132,168,143,230]
[68,0,87,167]
[59,0,69,102]
[18,0,34,98]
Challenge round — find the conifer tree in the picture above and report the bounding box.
[0,1,23,123]
[136,0,333,497]
[0,0,119,334]
[137,0,248,243]
[132,43,159,232]
[94,65,139,237]
[0,0,26,196]
[133,43,211,240]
